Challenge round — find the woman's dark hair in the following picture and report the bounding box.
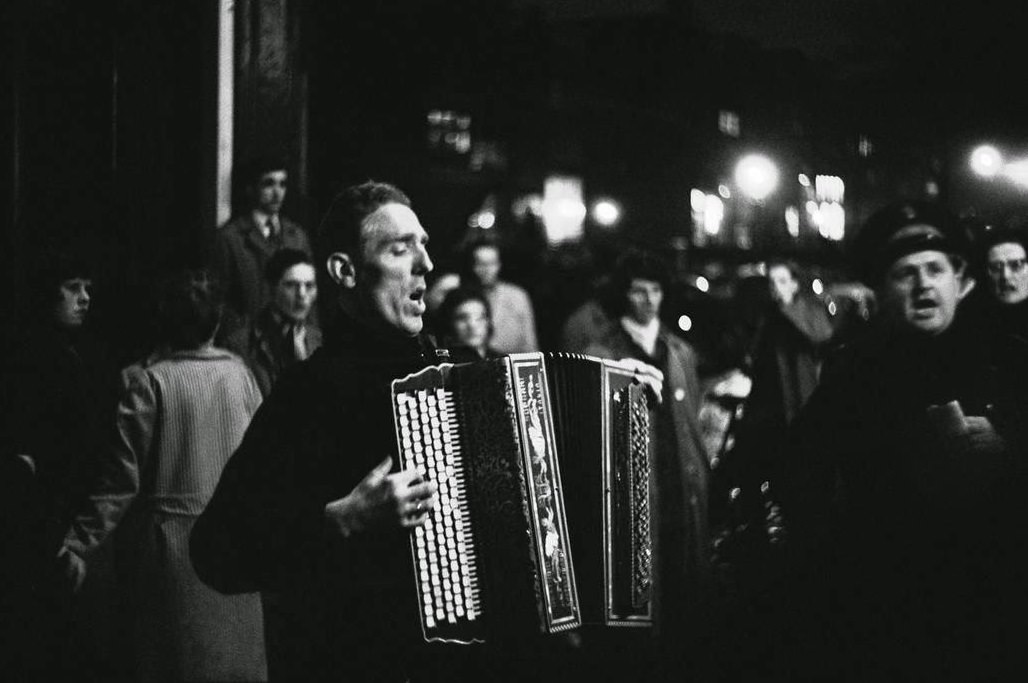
[435,285,493,345]
[156,269,223,350]
[23,248,94,325]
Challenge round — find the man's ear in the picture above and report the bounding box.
[326,252,357,289]
[958,274,976,301]
[953,259,975,300]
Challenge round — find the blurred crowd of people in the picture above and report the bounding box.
[3,156,1028,682]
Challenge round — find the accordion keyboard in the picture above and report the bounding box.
[395,388,482,634]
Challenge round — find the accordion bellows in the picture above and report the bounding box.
[391,353,654,644]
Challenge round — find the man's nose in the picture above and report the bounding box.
[415,245,434,275]
[80,289,91,304]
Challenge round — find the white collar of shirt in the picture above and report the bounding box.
[620,316,660,357]
[253,210,279,239]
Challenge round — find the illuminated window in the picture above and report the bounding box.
[718,110,740,138]
[426,109,472,156]
[541,176,586,245]
[858,135,874,158]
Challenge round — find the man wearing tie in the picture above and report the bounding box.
[225,248,322,397]
[214,156,312,337]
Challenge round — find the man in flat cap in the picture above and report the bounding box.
[777,202,1028,680]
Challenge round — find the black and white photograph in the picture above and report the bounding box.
[3,1,1028,680]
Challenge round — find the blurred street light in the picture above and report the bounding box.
[1003,159,1028,188]
[690,189,706,213]
[785,206,800,237]
[591,198,621,227]
[970,145,1003,178]
[477,211,495,229]
[735,154,779,201]
[703,195,724,235]
[542,175,586,244]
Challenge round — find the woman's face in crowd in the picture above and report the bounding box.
[54,277,92,329]
[451,299,490,355]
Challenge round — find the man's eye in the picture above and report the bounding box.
[891,269,914,282]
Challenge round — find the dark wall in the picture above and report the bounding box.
[7,0,218,362]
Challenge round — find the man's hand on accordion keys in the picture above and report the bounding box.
[324,456,439,538]
[615,358,665,405]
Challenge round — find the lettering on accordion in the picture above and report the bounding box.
[391,356,582,644]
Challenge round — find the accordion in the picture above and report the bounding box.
[391,352,654,644]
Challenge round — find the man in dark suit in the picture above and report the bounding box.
[214,156,312,337]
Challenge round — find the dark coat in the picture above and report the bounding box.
[0,325,118,677]
[191,311,451,680]
[585,325,711,642]
[223,306,323,397]
[749,295,834,425]
[780,317,1028,679]
[213,214,312,336]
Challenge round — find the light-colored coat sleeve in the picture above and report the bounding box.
[64,365,156,556]
[517,287,540,352]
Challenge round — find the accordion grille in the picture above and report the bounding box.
[395,388,482,635]
[628,392,653,606]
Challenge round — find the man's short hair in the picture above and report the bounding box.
[238,155,288,190]
[317,181,412,268]
[157,269,223,350]
[609,249,671,316]
[853,201,967,285]
[264,248,313,286]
